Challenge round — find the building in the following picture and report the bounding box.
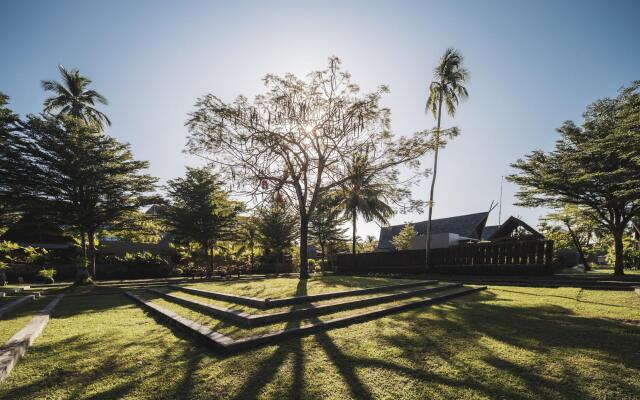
[377,212,542,251]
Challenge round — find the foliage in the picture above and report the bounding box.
[337,152,398,255]
[157,167,241,276]
[391,223,417,250]
[508,81,640,275]
[0,93,21,233]
[424,48,469,268]
[256,199,298,272]
[233,215,261,269]
[358,235,379,253]
[41,65,111,128]
[541,205,603,269]
[37,268,56,283]
[186,57,436,277]
[0,115,157,277]
[101,210,164,244]
[606,236,640,269]
[104,252,172,279]
[309,193,348,269]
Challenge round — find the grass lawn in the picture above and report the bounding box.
[587,266,640,275]
[0,276,638,399]
[184,275,418,298]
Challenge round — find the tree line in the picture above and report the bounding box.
[0,60,439,282]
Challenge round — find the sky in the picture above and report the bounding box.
[1,0,639,240]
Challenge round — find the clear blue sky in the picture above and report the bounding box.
[2,0,639,239]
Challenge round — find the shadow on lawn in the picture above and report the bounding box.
[2,284,639,400]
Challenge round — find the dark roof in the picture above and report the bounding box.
[484,216,543,241]
[0,215,74,247]
[377,212,489,250]
[481,225,500,240]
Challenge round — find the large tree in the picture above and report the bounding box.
[0,115,158,278]
[42,65,111,128]
[424,48,469,269]
[508,82,640,276]
[0,93,21,233]
[158,167,241,277]
[186,57,434,278]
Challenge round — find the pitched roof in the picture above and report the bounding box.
[483,216,543,241]
[377,212,489,250]
[481,225,500,240]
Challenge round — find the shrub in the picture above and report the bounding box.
[0,261,7,286]
[102,252,172,279]
[37,268,56,284]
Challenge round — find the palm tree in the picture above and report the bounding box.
[339,153,394,255]
[42,65,111,128]
[424,48,469,268]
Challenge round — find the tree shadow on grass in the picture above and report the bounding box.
[372,290,640,399]
[228,278,309,400]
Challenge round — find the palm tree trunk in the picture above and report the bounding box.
[352,212,357,255]
[425,95,443,270]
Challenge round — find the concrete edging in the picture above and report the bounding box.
[170,280,439,309]
[149,282,462,327]
[0,295,37,319]
[127,286,485,354]
[0,294,64,384]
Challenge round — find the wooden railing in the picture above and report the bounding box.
[336,240,554,274]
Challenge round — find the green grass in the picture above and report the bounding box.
[0,296,49,343]
[0,278,638,399]
[184,275,418,298]
[587,266,640,275]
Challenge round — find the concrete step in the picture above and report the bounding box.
[170,280,440,309]
[126,285,485,354]
[148,282,462,327]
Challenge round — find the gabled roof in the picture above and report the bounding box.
[377,212,489,250]
[484,216,543,241]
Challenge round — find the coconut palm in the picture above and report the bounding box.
[339,153,394,255]
[42,65,111,128]
[424,48,469,268]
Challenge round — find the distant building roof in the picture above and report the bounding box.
[481,225,501,240]
[482,216,543,241]
[0,214,74,248]
[377,212,489,251]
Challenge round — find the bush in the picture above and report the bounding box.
[0,261,7,286]
[101,252,172,279]
[37,268,56,284]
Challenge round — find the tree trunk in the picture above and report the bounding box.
[352,213,357,255]
[613,228,625,276]
[88,230,96,279]
[425,95,443,270]
[565,223,590,271]
[299,215,309,279]
[320,242,326,272]
[81,231,87,263]
[208,244,215,278]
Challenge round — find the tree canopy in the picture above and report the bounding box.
[186,57,434,278]
[42,65,111,128]
[0,115,158,277]
[391,223,417,250]
[158,167,241,276]
[508,82,640,275]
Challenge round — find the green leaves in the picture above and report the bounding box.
[509,82,640,274]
